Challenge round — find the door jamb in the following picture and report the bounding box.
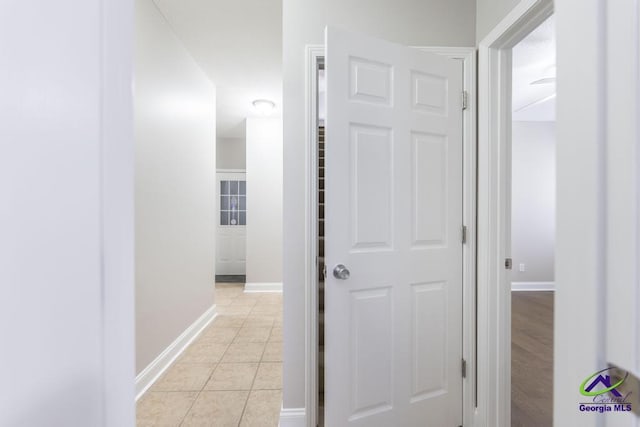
[304,45,324,427]
[303,45,477,427]
[476,0,553,425]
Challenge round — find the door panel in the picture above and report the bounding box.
[412,132,448,246]
[350,124,393,250]
[350,287,393,418]
[411,281,448,402]
[325,27,463,426]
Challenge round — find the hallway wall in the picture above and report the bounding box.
[282,0,476,413]
[135,0,216,373]
[0,0,134,424]
[245,118,283,287]
[217,137,246,170]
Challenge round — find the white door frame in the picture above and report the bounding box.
[304,45,324,427]
[303,44,476,427]
[476,0,553,426]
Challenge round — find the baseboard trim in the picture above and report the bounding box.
[244,282,283,293]
[511,281,555,291]
[215,274,246,283]
[279,407,306,427]
[135,305,217,400]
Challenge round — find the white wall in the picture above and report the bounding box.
[217,137,246,170]
[245,118,283,286]
[282,0,476,413]
[554,0,606,425]
[0,0,135,425]
[511,121,555,283]
[135,0,216,372]
[476,0,519,42]
[555,1,640,426]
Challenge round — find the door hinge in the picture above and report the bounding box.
[461,358,467,378]
[462,90,468,110]
[322,263,327,280]
[505,258,513,270]
[461,225,467,244]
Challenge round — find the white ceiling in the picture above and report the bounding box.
[153,0,282,138]
[512,15,556,122]
[151,2,551,130]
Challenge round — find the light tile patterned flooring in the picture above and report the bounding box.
[137,283,283,427]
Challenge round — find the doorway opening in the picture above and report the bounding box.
[476,0,554,424]
[133,0,285,424]
[316,59,326,427]
[215,170,247,284]
[509,14,556,426]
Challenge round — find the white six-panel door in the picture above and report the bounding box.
[325,27,464,426]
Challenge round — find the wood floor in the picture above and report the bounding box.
[511,291,554,427]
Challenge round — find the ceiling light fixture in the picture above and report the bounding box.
[252,99,276,116]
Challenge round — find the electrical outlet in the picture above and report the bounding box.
[519,263,526,272]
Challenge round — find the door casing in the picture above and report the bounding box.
[303,45,477,427]
[477,0,553,426]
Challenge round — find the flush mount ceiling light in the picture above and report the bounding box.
[252,99,276,116]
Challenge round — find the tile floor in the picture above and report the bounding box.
[137,283,283,427]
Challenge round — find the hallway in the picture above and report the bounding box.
[136,284,282,426]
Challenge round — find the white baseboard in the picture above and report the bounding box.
[244,282,283,293]
[135,305,217,400]
[279,407,306,427]
[511,281,555,291]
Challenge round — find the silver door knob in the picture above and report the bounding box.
[333,264,350,280]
